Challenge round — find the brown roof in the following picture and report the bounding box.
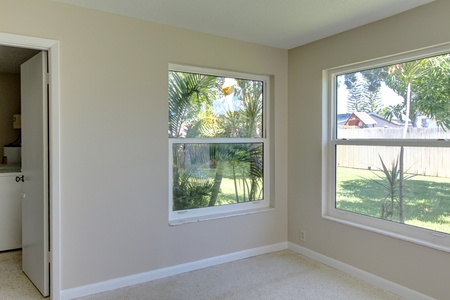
[345,112,377,125]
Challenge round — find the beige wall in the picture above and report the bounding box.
[288,1,450,299]
[0,0,288,290]
[3,0,447,298]
[0,73,21,158]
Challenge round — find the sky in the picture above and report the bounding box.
[337,82,404,115]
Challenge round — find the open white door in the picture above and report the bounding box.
[21,51,50,297]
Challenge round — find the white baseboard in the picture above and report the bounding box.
[61,242,288,300]
[61,241,434,300]
[288,242,435,300]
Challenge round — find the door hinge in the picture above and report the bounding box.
[47,251,51,262]
[45,73,50,85]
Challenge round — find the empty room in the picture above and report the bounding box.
[0,0,449,299]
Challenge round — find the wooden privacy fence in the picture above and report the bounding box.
[337,128,450,178]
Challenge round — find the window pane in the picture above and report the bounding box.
[172,143,264,211]
[168,71,263,139]
[336,145,450,234]
[336,53,450,139]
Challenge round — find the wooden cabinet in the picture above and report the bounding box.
[0,172,22,251]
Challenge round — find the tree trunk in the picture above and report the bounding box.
[232,165,239,203]
[398,81,410,223]
[399,146,405,223]
[172,146,180,210]
[402,81,411,138]
[209,162,224,206]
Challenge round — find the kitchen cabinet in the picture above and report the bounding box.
[0,172,22,251]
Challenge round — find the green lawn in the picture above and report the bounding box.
[336,167,450,234]
[215,177,263,205]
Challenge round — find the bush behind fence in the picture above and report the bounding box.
[337,128,450,178]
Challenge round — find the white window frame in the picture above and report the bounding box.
[322,42,450,252]
[168,64,271,225]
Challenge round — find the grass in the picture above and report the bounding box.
[215,177,263,205]
[173,162,262,210]
[215,178,238,205]
[336,167,450,234]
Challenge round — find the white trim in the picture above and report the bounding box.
[60,242,288,300]
[0,32,61,300]
[328,41,450,76]
[322,42,450,252]
[323,214,450,253]
[288,242,435,300]
[61,241,435,300]
[169,63,270,82]
[169,207,274,226]
[168,65,271,223]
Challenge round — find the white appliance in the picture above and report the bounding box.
[3,146,21,165]
[0,173,22,251]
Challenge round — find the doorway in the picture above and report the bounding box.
[0,33,61,300]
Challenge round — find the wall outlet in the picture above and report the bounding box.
[300,230,306,242]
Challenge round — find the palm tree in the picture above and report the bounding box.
[382,56,450,222]
[384,59,427,222]
[169,72,264,209]
[169,72,216,210]
[372,151,416,221]
[168,72,216,138]
[386,60,428,138]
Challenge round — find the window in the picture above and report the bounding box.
[323,43,450,251]
[168,64,270,224]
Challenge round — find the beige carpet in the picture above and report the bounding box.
[0,249,406,300]
[77,250,405,300]
[0,250,45,300]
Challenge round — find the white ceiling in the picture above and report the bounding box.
[54,0,434,50]
[0,0,436,74]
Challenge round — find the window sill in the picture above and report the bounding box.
[323,214,450,253]
[169,207,274,226]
